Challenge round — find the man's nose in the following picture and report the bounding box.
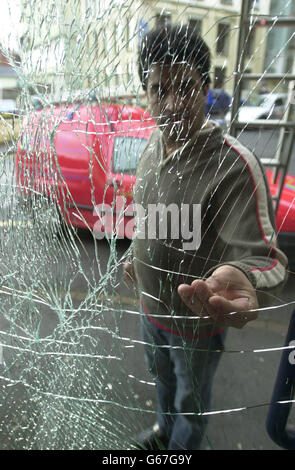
[163,91,185,115]
[163,92,175,114]
[163,91,186,113]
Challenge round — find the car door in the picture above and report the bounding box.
[271,96,286,119]
[105,123,149,238]
[94,105,155,239]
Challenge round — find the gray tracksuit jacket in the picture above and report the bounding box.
[132,122,288,336]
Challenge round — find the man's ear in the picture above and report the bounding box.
[203,83,210,97]
[145,92,151,113]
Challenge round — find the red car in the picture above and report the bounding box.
[16,102,295,264]
[16,102,156,239]
[266,169,295,266]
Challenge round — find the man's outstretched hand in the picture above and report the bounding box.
[123,262,137,284]
[178,265,258,329]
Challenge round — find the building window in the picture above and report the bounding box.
[188,18,202,34]
[213,67,226,88]
[286,54,294,74]
[3,89,19,100]
[216,23,230,56]
[245,28,255,57]
[114,20,122,55]
[155,13,171,28]
[126,62,133,83]
[242,69,252,91]
[250,0,260,10]
[220,0,233,4]
[103,26,109,57]
[126,17,131,52]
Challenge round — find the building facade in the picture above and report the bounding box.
[264,0,295,75]
[19,0,273,103]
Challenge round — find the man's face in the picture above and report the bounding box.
[146,62,209,145]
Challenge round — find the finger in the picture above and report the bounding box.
[123,279,130,289]
[193,276,222,294]
[208,295,258,328]
[178,282,218,319]
[178,284,206,315]
[190,280,214,302]
[178,283,195,298]
[179,281,214,307]
[209,295,251,313]
[190,281,218,316]
[125,272,135,283]
[178,282,210,303]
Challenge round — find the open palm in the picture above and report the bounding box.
[178,265,259,329]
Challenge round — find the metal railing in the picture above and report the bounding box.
[229,0,295,212]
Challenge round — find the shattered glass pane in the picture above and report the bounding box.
[0,0,294,450]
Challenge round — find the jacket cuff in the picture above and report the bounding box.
[204,262,257,289]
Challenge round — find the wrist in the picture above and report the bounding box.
[207,262,257,289]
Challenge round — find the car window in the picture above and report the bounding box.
[245,95,267,107]
[244,94,285,108]
[112,136,147,174]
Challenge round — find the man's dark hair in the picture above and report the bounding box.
[138,24,211,91]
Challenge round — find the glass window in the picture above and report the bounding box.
[3,88,19,100]
[245,28,255,57]
[155,14,171,28]
[244,95,268,107]
[188,18,202,35]
[250,0,260,10]
[216,23,230,55]
[112,136,147,174]
[214,66,226,88]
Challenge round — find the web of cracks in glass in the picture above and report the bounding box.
[0,0,294,450]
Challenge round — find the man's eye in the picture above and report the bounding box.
[150,86,164,99]
[179,85,190,96]
[156,88,165,98]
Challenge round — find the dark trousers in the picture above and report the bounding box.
[141,312,226,450]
